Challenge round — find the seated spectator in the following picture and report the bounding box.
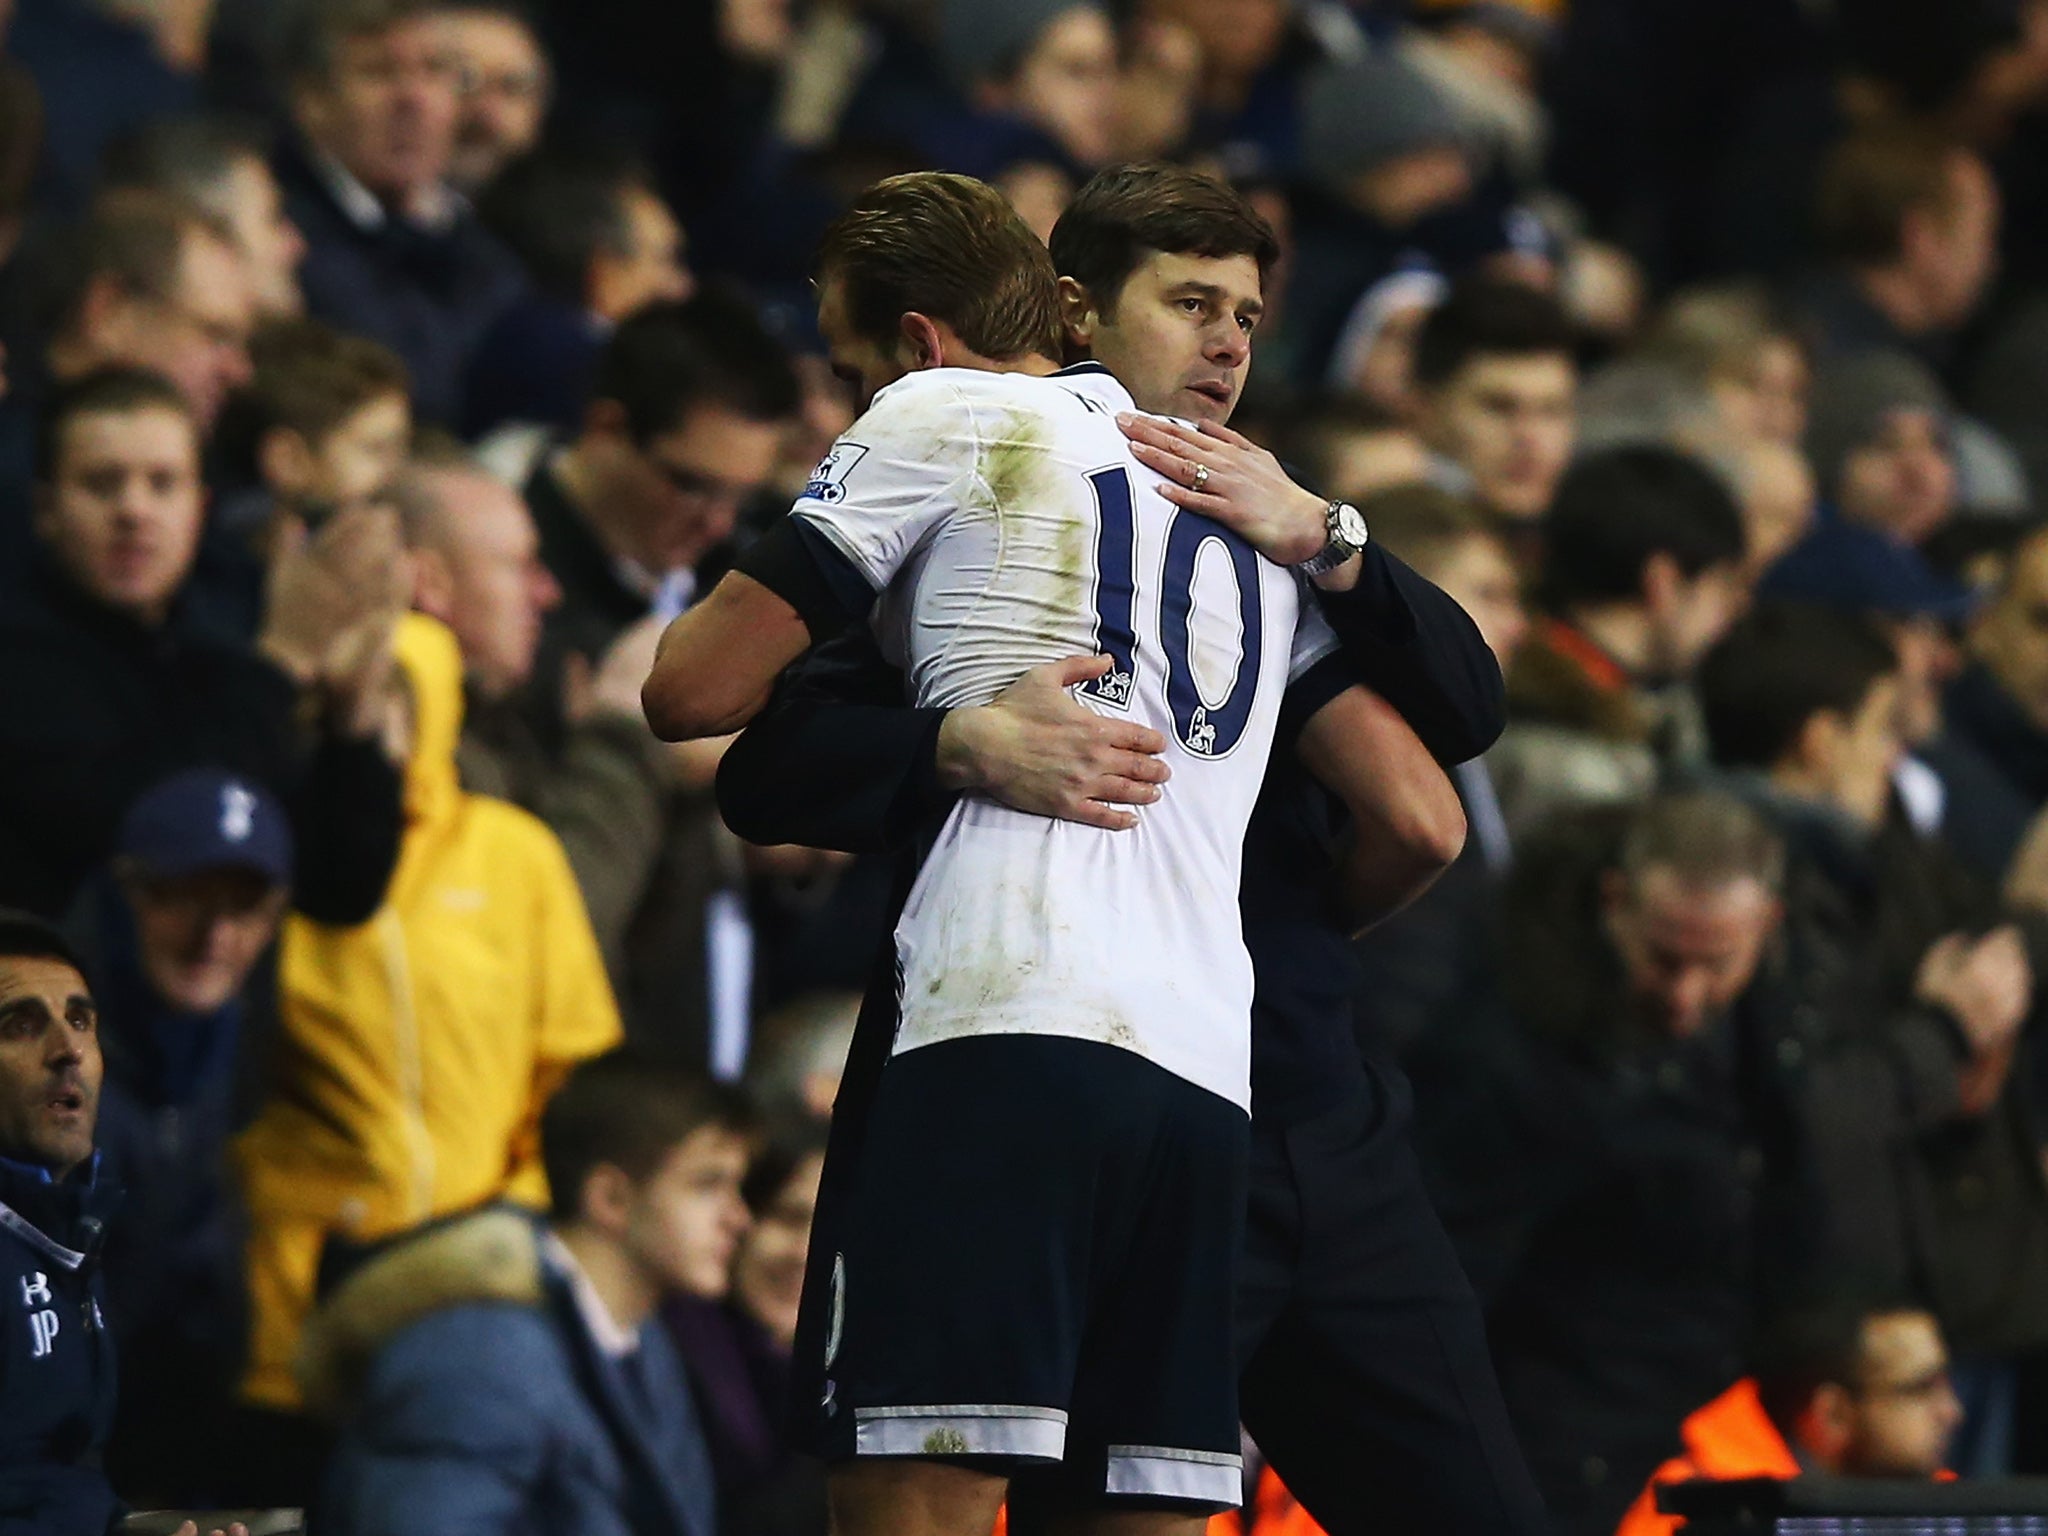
[1410,791,1787,1536]
[526,294,797,690]
[1139,0,1309,178]
[1491,444,1749,837]
[1398,0,1556,190]
[394,445,670,976]
[666,1116,830,1536]
[0,909,122,1535]
[99,114,309,319]
[241,319,412,522]
[233,612,623,1496]
[275,0,527,425]
[1949,522,2048,807]
[0,367,403,928]
[1283,51,1479,385]
[198,316,413,637]
[311,1049,749,1536]
[1697,604,2048,1470]
[1410,274,1578,528]
[1761,519,2029,883]
[1616,1295,1961,1536]
[438,2,550,195]
[1805,351,1960,548]
[1792,123,2028,517]
[934,0,1119,173]
[1792,122,1998,376]
[79,771,291,1506]
[1323,266,1446,412]
[0,190,257,571]
[0,908,254,1536]
[1351,484,1527,1055]
[37,192,257,435]
[517,293,794,1060]
[467,142,693,439]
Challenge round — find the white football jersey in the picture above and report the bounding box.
[793,363,1338,1109]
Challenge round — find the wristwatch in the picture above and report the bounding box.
[1295,500,1369,579]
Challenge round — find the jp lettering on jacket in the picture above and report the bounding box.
[21,1271,57,1360]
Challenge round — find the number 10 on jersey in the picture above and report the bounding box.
[1076,465,1266,760]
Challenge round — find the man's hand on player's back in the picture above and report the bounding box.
[936,654,1171,831]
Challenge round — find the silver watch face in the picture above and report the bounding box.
[1332,502,1369,548]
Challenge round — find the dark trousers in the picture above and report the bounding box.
[1235,1065,1548,1536]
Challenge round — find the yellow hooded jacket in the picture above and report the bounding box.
[237,614,623,1408]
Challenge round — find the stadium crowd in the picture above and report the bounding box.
[1,0,2048,1532]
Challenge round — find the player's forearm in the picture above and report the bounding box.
[641,573,812,741]
[642,659,773,741]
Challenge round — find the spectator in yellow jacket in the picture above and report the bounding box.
[233,611,622,1487]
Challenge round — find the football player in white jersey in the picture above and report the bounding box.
[643,174,1380,1536]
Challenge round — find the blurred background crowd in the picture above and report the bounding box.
[8,0,2048,1532]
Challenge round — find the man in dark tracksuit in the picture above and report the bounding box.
[717,525,1547,1532]
[0,911,121,1535]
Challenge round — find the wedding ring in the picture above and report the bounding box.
[1191,462,1211,492]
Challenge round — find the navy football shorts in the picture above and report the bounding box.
[795,1033,1249,1510]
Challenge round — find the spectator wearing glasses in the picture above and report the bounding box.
[523,293,798,733]
[0,191,257,577]
[98,113,310,321]
[1617,1296,1962,1536]
[275,0,528,425]
[519,293,796,1058]
[438,1,551,195]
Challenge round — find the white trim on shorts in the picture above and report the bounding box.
[1105,1444,1244,1505]
[852,1404,1068,1461]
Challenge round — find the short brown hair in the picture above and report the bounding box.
[541,1049,754,1221]
[1616,789,1785,894]
[1050,163,1279,314]
[816,171,1062,362]
[286,0,444,85]
[43,190,232,342]
[247,318,410,444]
[1819,123,1968,266]
[37,366,196,485]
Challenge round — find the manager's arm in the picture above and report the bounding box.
[1120,412,1505,765]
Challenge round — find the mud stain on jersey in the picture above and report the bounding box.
[976,407,1093,647]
